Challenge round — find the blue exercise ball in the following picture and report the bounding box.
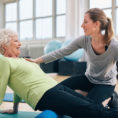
[35,110,58,118]
[44,40,62,54]
[62,40,84,61]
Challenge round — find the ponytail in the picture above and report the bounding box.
[104,18,114,44]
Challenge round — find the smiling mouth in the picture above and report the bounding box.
[16,47,20,50]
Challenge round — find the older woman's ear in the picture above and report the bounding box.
[0,46,5,54]
[0,44,8,55]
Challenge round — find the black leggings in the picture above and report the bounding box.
[35,84,118,118]
[59,75,115,104]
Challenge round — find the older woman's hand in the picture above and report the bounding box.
[0,109,17,114]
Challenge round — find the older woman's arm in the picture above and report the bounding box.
[13,93,21,113]
[0,103,19,114]
[0,93,21,114]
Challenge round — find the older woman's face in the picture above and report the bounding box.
[3,35,21,57]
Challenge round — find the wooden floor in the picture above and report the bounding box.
[0,73,118,113]
[0,73,70,112]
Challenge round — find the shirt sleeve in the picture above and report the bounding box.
[13,92,22,103]
[0,58,10,104]
[42,35,86,63]
[113,40,118,61]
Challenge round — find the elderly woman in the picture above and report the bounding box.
[0,29,118,118]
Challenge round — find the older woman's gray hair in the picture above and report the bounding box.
[0,29,18,54]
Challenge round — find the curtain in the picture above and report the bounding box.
[66,0,89,40]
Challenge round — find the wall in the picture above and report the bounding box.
[66,0,89,39]
[0,0,4,29]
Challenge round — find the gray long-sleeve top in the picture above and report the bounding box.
[41,36,118,85]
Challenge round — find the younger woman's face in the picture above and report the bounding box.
[81,13,100,36]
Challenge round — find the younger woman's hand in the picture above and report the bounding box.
[25,57,44,64]
[25,58,35,63]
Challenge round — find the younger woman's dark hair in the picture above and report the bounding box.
[86,8,114,44]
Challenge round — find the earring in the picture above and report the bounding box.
[101,30,105,35]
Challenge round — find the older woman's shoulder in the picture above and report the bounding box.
[0,55,10,66]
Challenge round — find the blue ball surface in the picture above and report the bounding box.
[35,110,58,118]
[44,40,62,54]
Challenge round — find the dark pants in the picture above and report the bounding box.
[60,75,115,104]
[35,84,118,118]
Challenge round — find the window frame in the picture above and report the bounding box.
[4,0,66,41]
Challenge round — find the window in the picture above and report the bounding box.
[56,0,66,37]
[36,0,52,17]
[90,0,112,9]
[36,18,52,39]
[89,0,118,36]
[20,20,33,40]
[19,0,33,20]
[35,0,52,39]
[56,16,66,37]
[5,3,17,31]
[117,0,118,5]
[89,0,112,18]
[5,0,66,40]
[6,22,17,32]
